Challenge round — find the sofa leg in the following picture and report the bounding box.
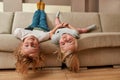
[80,66,88,70]
[61,63,67,69]
[113,64,120,69]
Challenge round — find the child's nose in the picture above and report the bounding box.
[62,38,66,41]
[28,41,34,46]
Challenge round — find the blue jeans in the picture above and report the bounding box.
[28,10,50,31]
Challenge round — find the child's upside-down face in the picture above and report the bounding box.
[59,34,78,53]
[21,36,40,57]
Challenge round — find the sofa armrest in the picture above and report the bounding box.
[0,34,20,52]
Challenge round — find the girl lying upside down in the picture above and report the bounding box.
[50,11,96,72]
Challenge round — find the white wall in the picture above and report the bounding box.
[0,2,3,12]
[99,0,120,13]
[22,3,71,13]
[3,0,22,12]
[0,2,71,13]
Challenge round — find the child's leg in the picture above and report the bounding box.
[29,10,40,28]
[38,2,50,31]
[77,28,88,33]
[55,11,61,25]
[27,2,41,28]
[77,24,96,34]
[39,10,50,31]
[86,24,96,32]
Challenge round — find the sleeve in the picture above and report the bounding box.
[13,28,23,40]
[51,34,60,45]
[73,30,80,39]
[38,32,50,42]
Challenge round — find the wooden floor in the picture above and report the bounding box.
[0,67,120,80]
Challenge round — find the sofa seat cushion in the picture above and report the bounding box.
[0,34,57,54]
[0,12,13,34]
[12,12,33,33]
[78,32,120,51]
[0,34,20,52]
[40,40,58,54]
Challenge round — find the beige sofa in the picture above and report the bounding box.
[0,12,120,69]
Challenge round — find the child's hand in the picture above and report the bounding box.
[62,23,69,27]
[56,23,63,28]
[55,23,69,29]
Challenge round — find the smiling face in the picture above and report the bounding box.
[21,36,40,57]
[59,34,78,53]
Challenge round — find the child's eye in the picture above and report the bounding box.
[32,44,38,48]
[68,39,72,43]
[31,45,36,48]
[25,45,29,47]
[61,42,65,45]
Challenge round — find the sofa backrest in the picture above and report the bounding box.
[100,13,120,32]
[12,12,102,34]
[12,12,57,33]
[0,12,13,34]
[46,12,102,32]
[12,12,33,33]
[60,12,102,32]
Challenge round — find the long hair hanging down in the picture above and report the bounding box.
[65,52,80,72]
[14,42,45,74]
[56,39,80,72]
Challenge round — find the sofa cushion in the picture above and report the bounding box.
[60,12,102,32]
[100,13,120,32]
[12,12,102,34]
[40,40,58,54]
[0,34,57,54]
[78,32,120,51]
[0,12,13,34]
[12,12,56,33]
[12,12,33,33]
[0,34,20,52]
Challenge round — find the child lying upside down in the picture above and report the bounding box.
[50,11,96,72]
[13,23,71,74]
[13,1,50,74]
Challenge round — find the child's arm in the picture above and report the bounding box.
[49,22,72,38]
[49,23,63,38]
[13,28,24,40]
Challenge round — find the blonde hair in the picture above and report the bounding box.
[58,39,80,72]
[14,42,45,74]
